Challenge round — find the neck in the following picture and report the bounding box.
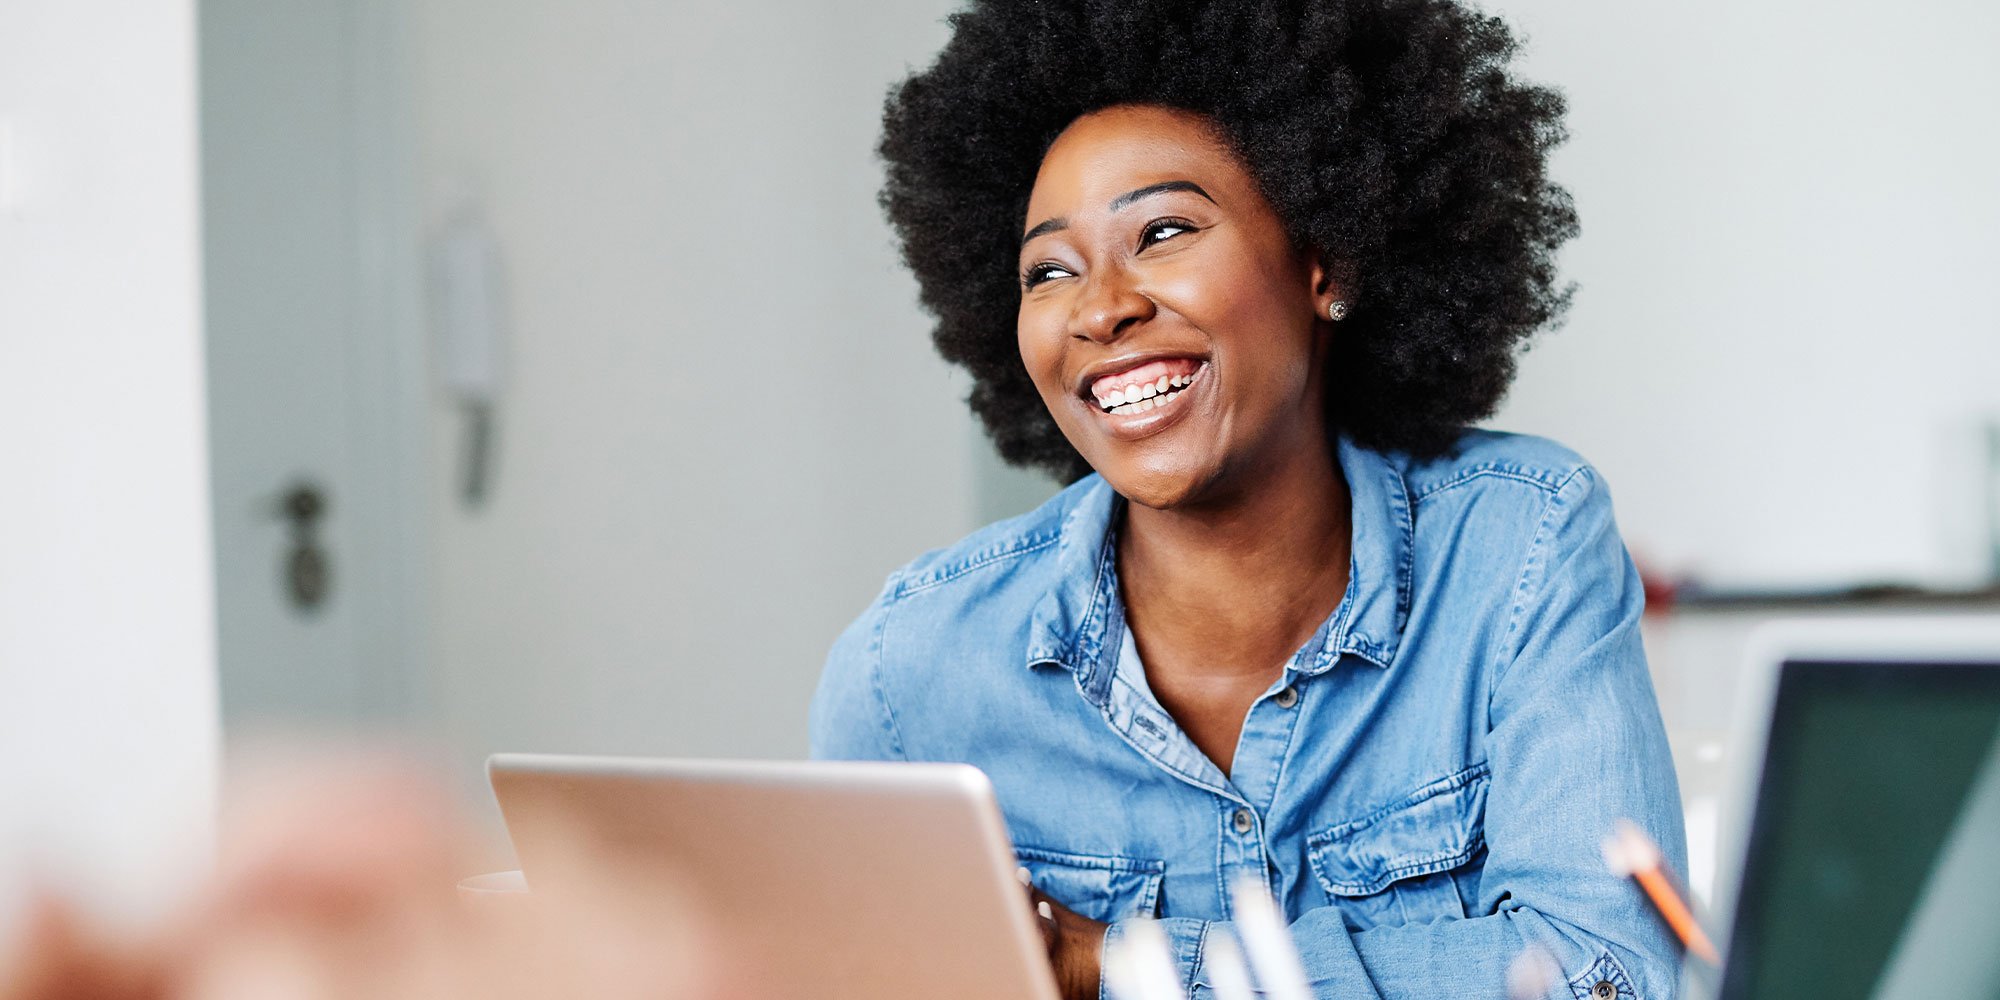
[1117,433,1352,678]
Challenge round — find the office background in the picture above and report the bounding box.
[3,0,1997,922]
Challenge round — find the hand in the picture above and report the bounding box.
[1017,868,1109,1000]
[0,753,710,1000]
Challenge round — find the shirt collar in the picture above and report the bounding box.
[1024,436,1414,690]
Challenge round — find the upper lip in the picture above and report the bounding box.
[1074,351,1209,400]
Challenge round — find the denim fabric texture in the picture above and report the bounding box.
[809,429,1687,999]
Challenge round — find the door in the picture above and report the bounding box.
[199,0,427,730]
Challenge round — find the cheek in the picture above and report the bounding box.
[1154,257,1316,393]
[1015,303,1072,406]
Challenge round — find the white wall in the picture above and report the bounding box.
[0,0,217,923]
[410,0,979,779]
[1488,0,2000,590]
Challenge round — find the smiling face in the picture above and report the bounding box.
[1017,104,1341,510]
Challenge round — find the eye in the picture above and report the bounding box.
[1022,262,1076,289]
[1139,217,1197,249]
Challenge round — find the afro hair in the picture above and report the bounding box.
[879,0,1578,482]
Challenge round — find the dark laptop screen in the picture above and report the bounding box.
[1722,659,2000,1000]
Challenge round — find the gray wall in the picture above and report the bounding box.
[410,0,981,781]
[1489,0,2000,589]
[401,0,2000,802]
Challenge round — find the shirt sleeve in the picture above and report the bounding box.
[808,573,908,762]
[1107,466,1688,1000]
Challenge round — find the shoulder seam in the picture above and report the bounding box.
[1491,465,1595,699]
[871,569,910,759]
[893,530,1063,596]
[1409,462,1579,504]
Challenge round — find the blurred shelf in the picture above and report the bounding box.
[1668,582,2000,612]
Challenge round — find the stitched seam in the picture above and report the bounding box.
[1176,920,1208,1000]
[1308,761,1493,844]
[1567,952,1639,1000]
[1014,845,1166,874]
[1389,466,1415,637]
[1313,566,1362,671]
[1099,681,1234,800]
[1492,465,1592,700]
[1317,833,1488,895]
[869,573,909,759]
[895,532,1063,595]
[1186,922,1211,998]
[1075,514,1120,688]
[1408,463,1575,503]
[1260,683,1308,817]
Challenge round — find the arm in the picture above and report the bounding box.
[810,576,1106,996]
[1114,467,1687,999]
[808,575,907,762]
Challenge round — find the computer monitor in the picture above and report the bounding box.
[1717,618,2000,1000]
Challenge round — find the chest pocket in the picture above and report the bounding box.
[1015,845,1164,924]
[1306,762,1490,932]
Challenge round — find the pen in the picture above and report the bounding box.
[1229,875,1313,1000]
[1506,945,1560,1000]
[1103,919,1187,1000]
[1602,819,1720,965]
[1203,931,1257,1000]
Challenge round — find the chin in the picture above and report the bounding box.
[1097,455,1218,511]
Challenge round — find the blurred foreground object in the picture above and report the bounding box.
[1603,819,1719,966]
[0,755,715,1000]
[1101,878,1315,1000]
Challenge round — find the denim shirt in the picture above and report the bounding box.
[809,429,1686,999]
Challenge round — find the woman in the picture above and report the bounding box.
[811,1,1686,998]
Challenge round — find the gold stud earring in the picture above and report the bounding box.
[1327,300,1349,322]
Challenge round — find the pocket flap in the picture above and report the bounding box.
[1307,763,1489,897]
[1016,845,1164,922]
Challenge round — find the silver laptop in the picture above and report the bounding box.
[487,753,1061,1000]
[1708,617,2000,1000]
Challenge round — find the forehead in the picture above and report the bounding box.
[1025,105,1249,217]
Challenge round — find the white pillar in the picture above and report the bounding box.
[0,0,219,927]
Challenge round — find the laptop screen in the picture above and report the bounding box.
[1722,659,2000,1000]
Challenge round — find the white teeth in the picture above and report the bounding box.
[1097,367,1202,416]
[1105,386,1192,417]
[1104,382,1192,414]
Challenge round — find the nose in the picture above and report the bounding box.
[1067,265,1155,344]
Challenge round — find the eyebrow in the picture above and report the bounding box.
[1107,180,1216,213]
[1019,180,1219,248]
[1021,216,1068,248]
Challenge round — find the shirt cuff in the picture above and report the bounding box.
[1100,917,1212,1000]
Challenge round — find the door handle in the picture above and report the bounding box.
[275,480,331,612]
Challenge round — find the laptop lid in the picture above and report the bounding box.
[487,754,1061,1000]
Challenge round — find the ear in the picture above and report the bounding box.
[1308,252,1356,319]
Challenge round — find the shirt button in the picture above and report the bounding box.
[1592,982,1616,1000]
[1232,808,1254,834]
[1274,685,1299,708]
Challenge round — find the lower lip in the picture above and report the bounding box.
[1088,364,1207,440]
